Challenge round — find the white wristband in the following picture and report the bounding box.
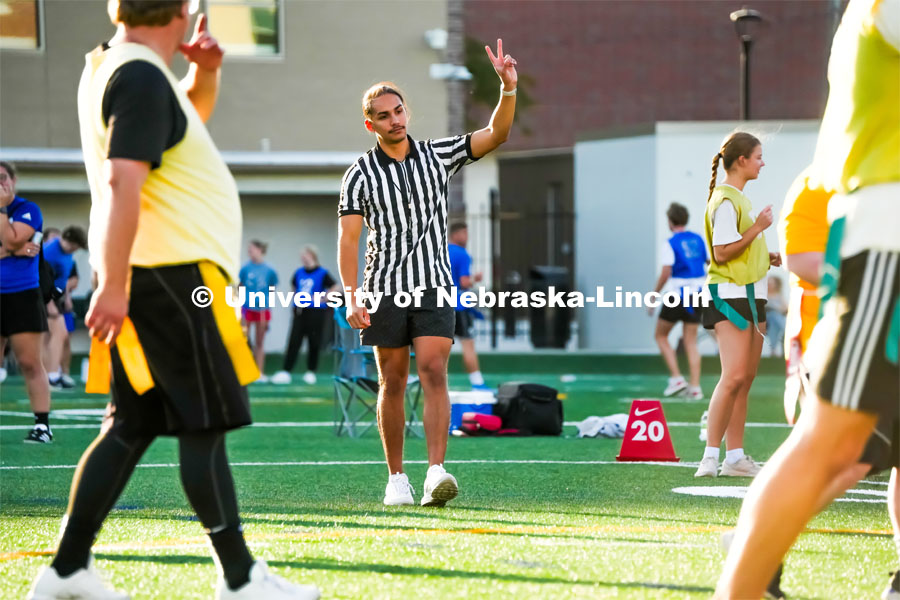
[501,86,517,97]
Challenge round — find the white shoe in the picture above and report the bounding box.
[699,410,709,442]
[383,473,414,506]
[28,559,130,600]
[0,367,7,383]
[663,376,687,397]
[302,371,316,385]
[270,371,292,385]
[685,386,703,400]
[421,464,458,507]
[217,560,319,600]
[60,374,77,388]
[694,456,718,478]
[252,374,269,384]
[720,455,762,477]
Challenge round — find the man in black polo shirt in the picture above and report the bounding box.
[338,40,517,507]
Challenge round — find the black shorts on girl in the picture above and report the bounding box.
[702,297,767,330]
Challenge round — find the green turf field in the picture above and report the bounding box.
[0,357,893,598]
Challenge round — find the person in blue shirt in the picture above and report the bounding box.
[448,223,489,390]
[650,203,708,400]
[41,226,87,389]
[0,160,53,443]
[271,246,338,385]
[238,240,278,382]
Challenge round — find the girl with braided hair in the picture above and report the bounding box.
[694,132,782,478]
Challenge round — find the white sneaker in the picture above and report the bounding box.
[302,371,316,385]
[270,371,292,385]
[685,386,703,400]
[383,473,414,506]
[694,456,718,478]
[252,374,269,384]
[217,560,319,600]
[0,367,7,383]
[720,455,762,477]
[699,409,709,442]
[60,374,77,388]
[663,376,687,397]
[28,558,130,600]
[421,464,458,507]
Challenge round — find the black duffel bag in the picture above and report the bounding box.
[494,382,563,436]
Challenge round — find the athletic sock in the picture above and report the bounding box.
[468,371,485,386]
[703,446,720,461]
[725,448,745,464]
[389,472,408,483]
[48,370,61,381]
[34,412,49,428]
[209,526,254,590]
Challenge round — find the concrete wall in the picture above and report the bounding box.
[575,133,656,353]
[575,120,820,353]
[0,0,450,151]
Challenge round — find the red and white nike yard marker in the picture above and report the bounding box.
[616,399,679,462]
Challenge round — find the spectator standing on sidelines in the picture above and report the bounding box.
[239,239,278,383]
[0,160,54,443]
[271,245,338,385]
[42,225,87,389]
[448,222,490,391]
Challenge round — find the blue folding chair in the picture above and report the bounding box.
[332,308,422,438]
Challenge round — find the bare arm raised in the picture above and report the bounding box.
[470,39,518,159]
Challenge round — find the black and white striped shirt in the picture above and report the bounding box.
[339,134,478,294]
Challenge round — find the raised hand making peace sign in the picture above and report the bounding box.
[179,14,224,71]
[484,38,517,91]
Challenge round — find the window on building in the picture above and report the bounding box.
[206,0,280,57]
[0,0,41,50]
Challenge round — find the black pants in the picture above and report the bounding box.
[52,426,254,588]
[283,308,329,372]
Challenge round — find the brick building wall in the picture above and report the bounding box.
[465,0,845,151]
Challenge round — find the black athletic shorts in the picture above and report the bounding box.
[360,287,455,348]
[660,303,703,324]
[0,287,48,337]
[455,310,475,339]
[105,263,252,437]
[860,417,899,474]
[811,250,899,430]
[702,297,767,330]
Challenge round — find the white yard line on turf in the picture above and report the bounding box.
[0,459,705,470]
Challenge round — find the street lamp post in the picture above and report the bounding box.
[730,8,762,121]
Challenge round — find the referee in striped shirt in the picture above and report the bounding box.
[338,40,517,508]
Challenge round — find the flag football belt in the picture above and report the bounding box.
[86,261,259,394]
